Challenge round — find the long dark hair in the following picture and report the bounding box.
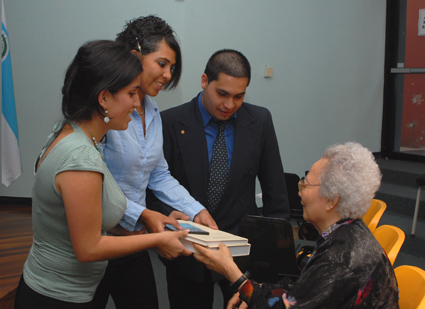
[62,40,142,122]
[116,15,182,89]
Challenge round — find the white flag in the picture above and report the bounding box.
[1,0,21,187]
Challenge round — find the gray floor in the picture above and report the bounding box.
[106,210,425,309]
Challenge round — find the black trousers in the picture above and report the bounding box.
[92,250,158,309]
[166,264,235,309]
[14,275,93,309]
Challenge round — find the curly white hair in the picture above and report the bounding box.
[318,142,382,219]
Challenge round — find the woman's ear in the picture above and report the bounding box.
[131,49,143,61]
[326,195,339,212]
[98,90,109,111]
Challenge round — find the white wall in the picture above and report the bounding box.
[0,0,387,197]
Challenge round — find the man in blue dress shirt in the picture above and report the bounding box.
[148,49,290,309]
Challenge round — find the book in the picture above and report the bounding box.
[165,223,209,235]
[180,238,251,257]
[176,220,251,257]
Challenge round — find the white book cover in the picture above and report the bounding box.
[180,238,251,257]
[177,220,249,246]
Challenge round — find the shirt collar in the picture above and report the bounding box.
[321,218,354,240]
[197,91,237,127]
[144,96,158,117]
[132,96,159,119]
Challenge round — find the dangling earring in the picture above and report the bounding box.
[104,110,110,123]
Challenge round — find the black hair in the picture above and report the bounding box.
[62,40,142,122]
[204,49,251,86]
[116,15,182,89]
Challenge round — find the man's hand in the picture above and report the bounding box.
[193,209,218,230]
[139,209,182,233]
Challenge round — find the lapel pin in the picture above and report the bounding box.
[181,130,185,134]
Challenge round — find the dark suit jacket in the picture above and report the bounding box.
[147,93,290,280]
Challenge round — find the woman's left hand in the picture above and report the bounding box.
[169,210,190,221]
[140,209,182,233]
[193,243,243,283]
[155,229,192,259]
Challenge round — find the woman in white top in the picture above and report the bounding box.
[93,16,218,309]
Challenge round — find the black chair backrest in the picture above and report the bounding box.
[298,221,319,241]
[236,215,300,283]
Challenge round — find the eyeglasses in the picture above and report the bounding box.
[298,177,320,193]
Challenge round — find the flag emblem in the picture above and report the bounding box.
[2,29,9,59]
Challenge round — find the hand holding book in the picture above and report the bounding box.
[168,220,251,257]
[192,243,244,284]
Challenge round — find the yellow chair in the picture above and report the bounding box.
[362,199,387,233]
[394,265,425,309]
[373,225,405,265]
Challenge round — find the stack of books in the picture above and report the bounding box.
[168,220,251,257]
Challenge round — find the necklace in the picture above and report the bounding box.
[81,123,105,161]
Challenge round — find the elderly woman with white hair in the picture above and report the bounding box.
[193,142,399,309]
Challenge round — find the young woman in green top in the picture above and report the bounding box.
[14,40,191,309]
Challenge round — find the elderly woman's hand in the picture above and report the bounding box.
[227,292,248,309]
[193,243,243,284]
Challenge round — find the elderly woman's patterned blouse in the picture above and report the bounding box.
[238,218,399,308]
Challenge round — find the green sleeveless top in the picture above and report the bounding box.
[23,120,126,303]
